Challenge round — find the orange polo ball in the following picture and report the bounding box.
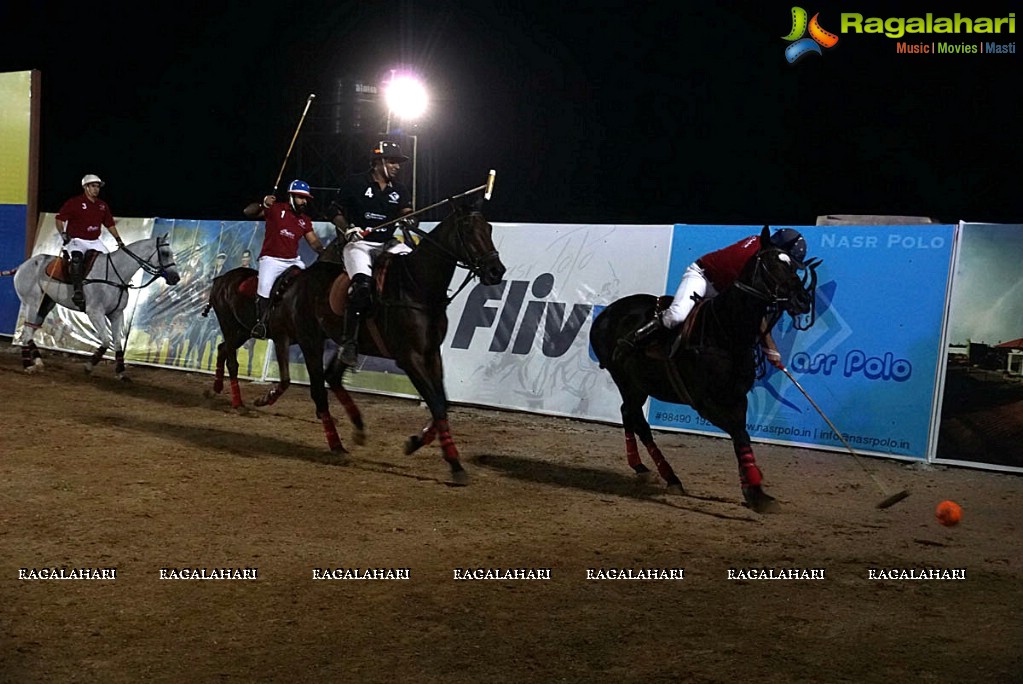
[935,500,962,527]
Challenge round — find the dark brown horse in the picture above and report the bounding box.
[589,226,819,512]
[204,204,506,483]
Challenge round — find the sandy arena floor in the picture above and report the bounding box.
[1,346,1020,683]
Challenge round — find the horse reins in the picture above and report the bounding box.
[85,238,176,291]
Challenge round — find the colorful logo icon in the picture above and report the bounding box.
[783,7,839,63]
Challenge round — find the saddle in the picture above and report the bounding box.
[641,295,708,362]
[328,252,396,316]
[45,250,100,282]
[237,265,303,301]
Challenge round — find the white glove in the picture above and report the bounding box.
[764,347,784,370]
[344,226,364,242]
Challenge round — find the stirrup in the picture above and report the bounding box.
[251,321,267,339]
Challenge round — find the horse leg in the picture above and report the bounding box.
[701,398,778,513]
[110,309,130,382]
[732,439,777,513]
[20,292,52,373]
[403,422,436,455]
[402,351,467,485]
[21,324,44,373]
[213,340,227,393]
[302,340,345,453]
[83,310,111,376]
[325,353,365,445]
[255,338,292,407]
[627,401,684,493]
[209,334,247,409]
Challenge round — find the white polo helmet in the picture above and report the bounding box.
[81,174,105,187]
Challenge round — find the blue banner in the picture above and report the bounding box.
[648,224,956,459]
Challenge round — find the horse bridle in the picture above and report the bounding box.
[733,250,819,329]
[95,237,177,290]
[403,211,500,302]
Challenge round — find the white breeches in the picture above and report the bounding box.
[661,261,718,329]
[66,237,109,254]
[343,240,412,278]
[257,255,305,298]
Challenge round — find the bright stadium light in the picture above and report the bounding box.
[383,71,428,209]
[384,73,428,121]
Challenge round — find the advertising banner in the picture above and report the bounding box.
[442,223,673,422]
[0,70,35,334]
[933,222,1023,473]
[648,224,957,460]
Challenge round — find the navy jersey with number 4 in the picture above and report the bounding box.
[334,172,412,243]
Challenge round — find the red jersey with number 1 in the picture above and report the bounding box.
[697,235,761,291]
[259,201,313,259]
[55,194,115,240]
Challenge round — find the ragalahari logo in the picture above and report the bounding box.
[783,7,839,63]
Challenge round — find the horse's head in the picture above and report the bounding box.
[741,226,819,328]
[437,205,506,286]
[154,234,181,285]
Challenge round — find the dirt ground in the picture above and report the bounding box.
[1,344,1020,684]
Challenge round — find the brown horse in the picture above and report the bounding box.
[589,226,819,512]
[204,204,506,483]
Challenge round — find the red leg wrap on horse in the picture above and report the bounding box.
[21,346,32,368]
[736,446,763,487]
[333,388,362,423]
[320,412,343,451]
[435,419,460,463]
[625,432,641,468]
[230,379,243,408]
[645,442,678,482]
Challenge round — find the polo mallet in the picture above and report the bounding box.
[779,366,910,509]
[352,170,497,240]
[272,93,316,195]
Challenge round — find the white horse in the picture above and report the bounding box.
[11,235,181,379]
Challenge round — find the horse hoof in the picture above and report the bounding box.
[449,469,470,486]
[665,483,687,496]
[329,442,348,454]
[212,379,224,394]
[83,363,94,375]
[254,397,267,407]
[404,436,423,455]
[24,365,40,375]
[33,358,44,369]
[743,486,781,514]
[635,470,657,483]
[234,405,249,415]
[117,374,131,383]
[353,428,367,446]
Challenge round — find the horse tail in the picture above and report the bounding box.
[0,267,16,277]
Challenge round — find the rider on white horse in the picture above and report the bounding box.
[54,174,125,310]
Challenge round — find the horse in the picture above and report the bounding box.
[589,226,819,513]
[204,203,506,483]
[10,235,181,379]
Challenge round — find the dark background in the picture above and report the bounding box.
[2,1,1019,225]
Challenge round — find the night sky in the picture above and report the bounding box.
[2,1,1019,226]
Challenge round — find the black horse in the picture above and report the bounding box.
[204,203,506,483]
[589,226,819,512]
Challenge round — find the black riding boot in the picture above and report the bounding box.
[251,295,270,339]
[613,316,663,362]
[69,251,86,310]
[340,274,373,366]
[339,310,361,366]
